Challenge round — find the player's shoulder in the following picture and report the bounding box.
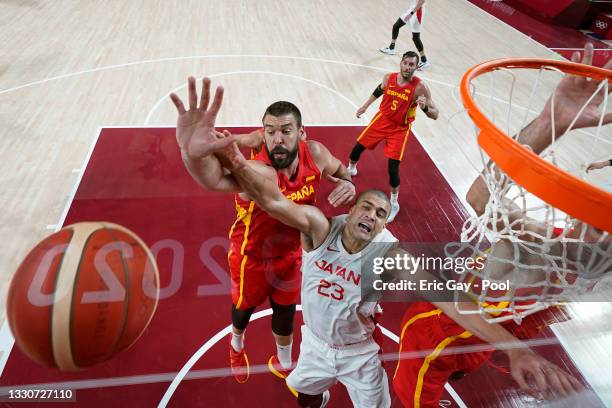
[375,227,398,243]
[306,139,329,158]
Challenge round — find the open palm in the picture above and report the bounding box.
[544,43,612,134]
[170,77,236,160]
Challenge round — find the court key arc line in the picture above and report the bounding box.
[157,307,467,408]
[144,70,370,126]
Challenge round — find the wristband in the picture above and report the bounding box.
[422,105,429,113]
[609,159,612,167]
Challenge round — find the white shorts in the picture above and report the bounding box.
[286,325,391,408]
[399,7,425,33]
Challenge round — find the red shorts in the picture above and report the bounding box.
[392,302,493,408]
[228,250,301,310]
[357,113,412,161]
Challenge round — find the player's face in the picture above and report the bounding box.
[400,57,418,80]
[263,113,303,169]
[347,194,390,241]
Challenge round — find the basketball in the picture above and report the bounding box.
[6,222,160,371]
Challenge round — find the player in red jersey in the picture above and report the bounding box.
[347,51,438,222]
[170,77,355,384]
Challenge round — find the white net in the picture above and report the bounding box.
[445,61,612,323]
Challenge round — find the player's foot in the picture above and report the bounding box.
[268,355,293,379]
[347,165,358,177]
[320,390,331,408]
[268,355,298,397]
[379,47,396,55]
[387,202,400,223]
[417,61,431,70]
[229,340,249,383]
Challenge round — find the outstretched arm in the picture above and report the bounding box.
[466,43,612,216]
[170,77,243,192]
[385,248,582,399]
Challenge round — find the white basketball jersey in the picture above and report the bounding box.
[301,215,398,346]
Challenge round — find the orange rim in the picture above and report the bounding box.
[460,58,612,233]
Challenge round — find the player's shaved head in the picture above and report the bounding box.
[356,189,390,206]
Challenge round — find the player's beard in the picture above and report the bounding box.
[266,142,299,169]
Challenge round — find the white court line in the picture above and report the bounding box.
[46,127,103,231]
[90,123,365,128]
[144,70,369,126]
[0,54,454,97]
[0,127,104,376]
[550,48,611,51]
[157,307,466,408]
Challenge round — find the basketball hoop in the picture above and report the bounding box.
[446,58,612,323]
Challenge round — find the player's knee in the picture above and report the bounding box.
[231,304,256,331]
[270,299,295,336]
[388,159,401,188]
[392,18,406,39]
[412,32,424,52]
[350,143,366,162]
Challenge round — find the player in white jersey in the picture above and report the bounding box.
[171,77,584,407]
[379,0,430,70]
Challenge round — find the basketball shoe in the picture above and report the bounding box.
[347,163,358,176]
[379,47,396,55]
[417,61,431,70]
[268,355,298,396]
[229,339,249,383]
[388,202,400,222]
[320,390,331,407]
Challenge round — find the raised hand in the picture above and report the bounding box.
[508,348,583,399]
[325,173,356,207]
[170,77,237,160]
[543,43,612,134]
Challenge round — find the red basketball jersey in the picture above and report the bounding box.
[379,73,420,126]
[229,141,321,259]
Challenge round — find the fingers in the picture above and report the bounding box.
[511,367,532,395]
[207,85,225,123]
[582,43,594,66]
[544,366,566,398]
[188,76,198,110]
[169,93,186,115]
[532,366,549,398]
[571,51,581,63]
[199,77,211,112]
[328,187,353,207]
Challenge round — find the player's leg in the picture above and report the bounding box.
[339,346,391,408]
[269,298,296,373]
[380,17,406,55]
[228,253,270,383]
[349,113,386,176]
[267,255,301,376]
[411,9,430,69]
[383,123,410,222]
[388,158,401,222]
[286,326,336,404]
[347,143,365,176]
